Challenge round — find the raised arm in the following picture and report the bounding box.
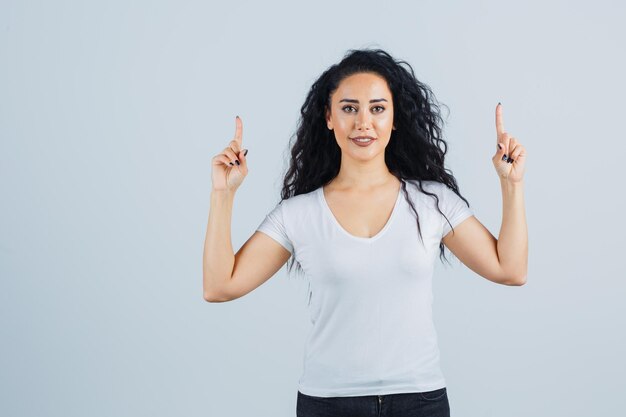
[203,116,292,302]
[442,103,528,286]
[203,190,292,302]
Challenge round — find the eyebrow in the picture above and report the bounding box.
[339,98,388,103]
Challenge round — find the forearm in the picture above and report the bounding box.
[497,179,528,284]
[203,189,236,297]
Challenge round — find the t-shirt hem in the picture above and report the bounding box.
[256,228,293,254]
[297,380,447,397]
[442,210,473,238]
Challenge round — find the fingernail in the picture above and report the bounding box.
[507,156,513,163]
[235,160,240,166]
[236,115,240,120]
[243,149,248,156]
[229,162,234,166]
[497,143,503,150]
[501,154,508,161]
[498,102,501,106]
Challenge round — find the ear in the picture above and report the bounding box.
[325,106,333,130]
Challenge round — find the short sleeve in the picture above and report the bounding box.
[439,184,474,239]
[256,201,294,254]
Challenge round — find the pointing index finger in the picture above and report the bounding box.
[234,115,243,145]
[495,103,505,138]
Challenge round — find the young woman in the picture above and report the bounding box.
[203,48,528,417]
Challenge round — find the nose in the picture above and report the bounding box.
[355,110,372,130]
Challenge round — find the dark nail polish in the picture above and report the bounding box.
[243,149,248,156]
[507,157,513,163]
[502,154,508,161]
[229,162,234,166]
[235,160,240,166]
[498,102,501,106]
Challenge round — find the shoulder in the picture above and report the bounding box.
[404,179,449,200]
[274,187,320,214]
[403,180,470,213]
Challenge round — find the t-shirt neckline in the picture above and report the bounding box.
[317,184,403,242]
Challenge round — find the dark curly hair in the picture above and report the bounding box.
[278,48,471,282]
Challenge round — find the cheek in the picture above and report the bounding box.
[335,116,352,130]
[379,113,394,127]
[333,123,353,139]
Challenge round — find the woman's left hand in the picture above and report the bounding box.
[492,103,527,183]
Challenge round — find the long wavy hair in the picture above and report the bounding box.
[278,48,471,282]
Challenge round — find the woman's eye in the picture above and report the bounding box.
[341,105,385,113]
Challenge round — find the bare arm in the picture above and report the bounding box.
[203,116,291,302]
[202,189,292,302]
[442,103,528,286]
[202,189,236,300]
[496,179,528,283]
[442,180,528,286]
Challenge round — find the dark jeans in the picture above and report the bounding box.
[297,387,450,417]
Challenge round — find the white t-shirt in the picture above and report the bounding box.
[256,179,474,397]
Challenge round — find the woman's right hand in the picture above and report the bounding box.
[211,116,248,192]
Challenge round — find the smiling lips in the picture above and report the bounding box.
[351,135,375,140]
[350,136,376,147]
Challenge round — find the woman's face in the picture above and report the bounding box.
[325,72,395,162]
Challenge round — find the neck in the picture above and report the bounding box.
[330,154,398,191]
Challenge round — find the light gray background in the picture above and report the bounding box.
[1,0,624,416]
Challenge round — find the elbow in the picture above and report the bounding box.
[203,291,217,302]
[496,270,526,286]
[203,287,231,303]
[508,273,527,286]
[203,291,227,303]
[497,264,527,286]
[515,267,528,286]
[203,273,232,302]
